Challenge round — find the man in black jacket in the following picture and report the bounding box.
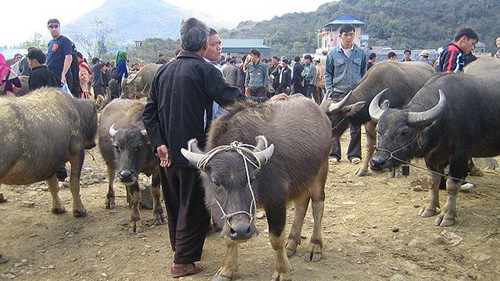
[291,55,304,94]
[142,17,245,278]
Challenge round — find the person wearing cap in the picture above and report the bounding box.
[419,50,433,66]
[46,18,74,90]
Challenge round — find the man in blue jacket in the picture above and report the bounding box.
[245,48,269,103]
[325,23,367,164]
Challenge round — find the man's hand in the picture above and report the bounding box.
[270,93,288,101]
[157,145,171,167]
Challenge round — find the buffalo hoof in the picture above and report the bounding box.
[355,168,368,177]
[155,216,165,225]
[128,221,144,234]
[73,209,87,218]
[305,243,322,262]
[435,213,455,227]
[212,275,232,281]
[285,248,296,258]
[418,207,436,218]
[105,198,115,210]
[469,166,483,177]
[51,207,67,214]
[271,271,291,281]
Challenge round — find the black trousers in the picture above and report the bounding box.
[330,124,362,160]
[249,87,267,103]
[329,91,362,160]
[304,84,315,99]
[161,165,210,264]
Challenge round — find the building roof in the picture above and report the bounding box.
[222,39,270,56]
[322,15,365,28]
[222,39,270,49]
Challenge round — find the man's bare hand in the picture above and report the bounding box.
[157,145,171,167]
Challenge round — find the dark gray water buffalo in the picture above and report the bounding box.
[182,96,332,281]
[320,61,435,176]
[120,64,161,99]
[98,99,164,233]
[0,88,97,216]
[369,58,500,227]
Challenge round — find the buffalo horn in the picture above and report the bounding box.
[327,90,353,113]
[141,130,147,136]
[368,88,390,121]
[180,139,206,165]
[255,135,268,150]
[253,136,274,164]
[407,90,446,126]
[109,123,118,137]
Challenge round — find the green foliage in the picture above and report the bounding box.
[21,33,46,50]
[128,38,180,64]
[220,0,499,57]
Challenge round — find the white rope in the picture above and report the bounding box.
[198,141,263,226]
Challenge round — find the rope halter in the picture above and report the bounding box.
[182,137,274,228]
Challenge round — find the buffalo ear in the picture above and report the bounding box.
[344,101,366,117]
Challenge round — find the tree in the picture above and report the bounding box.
[21,33,46,50]
[73,20,113,59]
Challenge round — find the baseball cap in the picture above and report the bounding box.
[419,50,429,57]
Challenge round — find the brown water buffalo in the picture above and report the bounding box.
[320,61,435,176]
[182,96,332,280]
[369,57,500,227]
[120,64,161,99]
[0,88,97,216]
[98,99,164,233]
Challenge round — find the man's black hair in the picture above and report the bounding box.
[27,48,47,64]
[454,27,479,42]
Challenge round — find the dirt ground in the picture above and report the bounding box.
[0,133,498,281]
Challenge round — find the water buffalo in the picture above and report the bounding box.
[0,87,97,216]
[369,58,500,227]
[120,64,161,99]
[98,99,164,233]
[182,96,332,280]
[319,61,435,176]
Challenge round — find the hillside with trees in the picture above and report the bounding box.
[17,0,496,62]
[220,0,498,58]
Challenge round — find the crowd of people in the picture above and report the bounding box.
[0,15,498,278]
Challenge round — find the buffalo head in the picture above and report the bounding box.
[109,124,150,184]
[368,89,446,171]
[181,136,274,241]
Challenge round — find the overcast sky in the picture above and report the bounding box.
[1,0,332,47]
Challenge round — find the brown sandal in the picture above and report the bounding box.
[171,262,204,278]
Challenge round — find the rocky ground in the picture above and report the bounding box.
[0,135,498,281]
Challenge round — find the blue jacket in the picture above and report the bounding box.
[245,60,269,89]
[325,44,367,95]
